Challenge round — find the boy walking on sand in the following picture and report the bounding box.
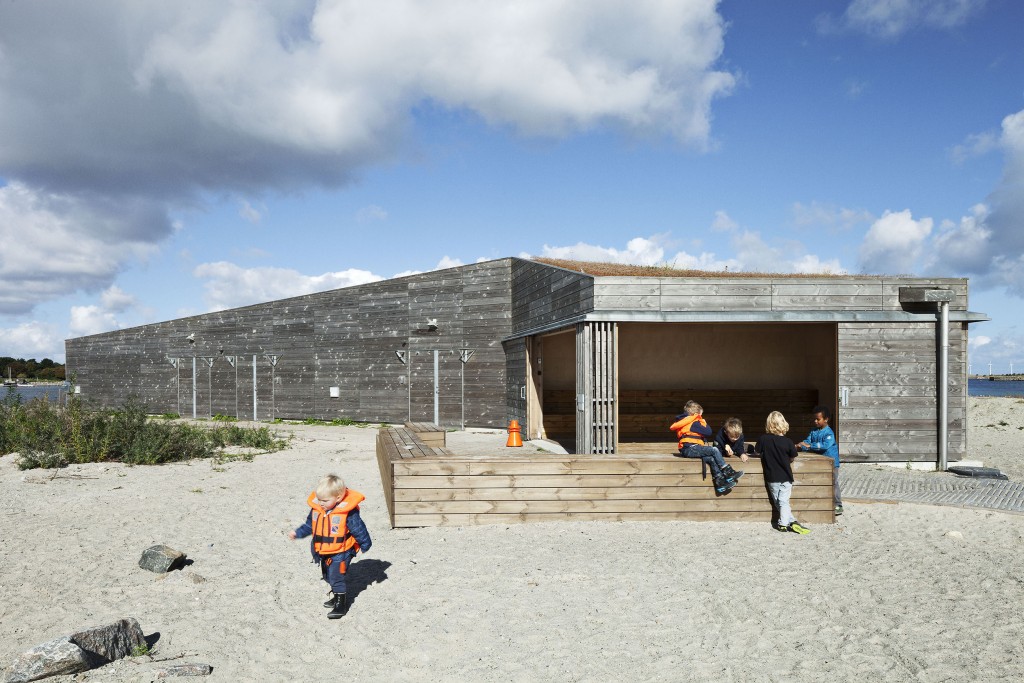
[671,400,743,495]
[289,474,372,619]
[796,405,842,516]
[755,411,809,534]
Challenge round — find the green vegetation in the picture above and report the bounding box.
[0,392,287,470]
[1,356,65,382]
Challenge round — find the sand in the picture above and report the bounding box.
[3,398,1024,682]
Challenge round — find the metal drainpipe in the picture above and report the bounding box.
[938,300,949,471]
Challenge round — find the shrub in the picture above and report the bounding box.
[1,394,288,470]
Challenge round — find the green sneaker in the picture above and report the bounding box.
[834,505,844,516]
[788,522,810,535]
[774,524,790,532]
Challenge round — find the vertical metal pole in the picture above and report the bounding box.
[939,301,949,471]
[252,354,258,421]
[433,349,440,426]
[208,361,213,417]
[461,355,465,431]
[234,360,238,418]
[192,356,197,419]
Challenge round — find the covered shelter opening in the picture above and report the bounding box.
[537,322,836,454]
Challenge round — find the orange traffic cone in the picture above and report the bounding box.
[506,419,523,447]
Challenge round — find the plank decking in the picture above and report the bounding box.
[377,427,835,528]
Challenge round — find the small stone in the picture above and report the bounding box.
[944,530,964,539]
[139,545,186,573]
[155,663,213,677]
[69,617,146,665]
[3,618,144,683]
[2,638,90,683]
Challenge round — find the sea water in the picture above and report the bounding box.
[2,384,68,403]
[968,378,1024,397]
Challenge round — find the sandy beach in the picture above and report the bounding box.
[3,397,1024,682]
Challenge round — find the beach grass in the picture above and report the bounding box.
[0,392,287,469]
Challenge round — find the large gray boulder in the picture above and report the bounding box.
[139,545,186,573]
[3,617,145,682]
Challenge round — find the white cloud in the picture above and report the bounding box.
[100,286,139,313]
[69,305,120,337]
[950,130,998,165]
[0,182,165,315]
[536,230,842,275]
[828,0,986,39]
[968,335,991,350]
[538,235,676,266]
[710,210,738,232]
[858,209,933,274]
[0,1,736,315]
[731,231,844,274]
[193,261,384,311]
[435,256,464,270]
[921,109,1024,295]
[356,205,388,223]
[925,204,992,274]
[0,321,60,360]
[239,200,263,224]
[792,201,873,232]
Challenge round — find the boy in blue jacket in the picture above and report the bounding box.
[796,405,842,515]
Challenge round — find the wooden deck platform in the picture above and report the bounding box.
[377,427,835,528]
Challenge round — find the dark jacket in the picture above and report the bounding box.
[713,427,745,459]
[755,434,798,483]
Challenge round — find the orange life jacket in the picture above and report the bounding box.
[307,488,365,556]
[670,413,707,449]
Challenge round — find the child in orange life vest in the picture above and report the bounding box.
[289,474,372,619]
[670,400,743,495]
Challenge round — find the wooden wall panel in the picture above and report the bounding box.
[837,321,964,463]
[66,260,515,428]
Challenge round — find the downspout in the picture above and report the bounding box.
[898,287,955,471]
[938,300,949,471]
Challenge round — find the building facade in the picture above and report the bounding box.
[66,257,986,463]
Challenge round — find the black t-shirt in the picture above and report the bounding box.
[755,434,797,483]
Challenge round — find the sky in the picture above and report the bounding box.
[1,0,1023,372]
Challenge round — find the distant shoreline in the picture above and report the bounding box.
[969,375,1024,382]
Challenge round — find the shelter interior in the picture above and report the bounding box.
[532,322,838,454]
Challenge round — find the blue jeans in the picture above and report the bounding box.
[319,550,355,593]
[768,481,795,526]
[681,444,725,477]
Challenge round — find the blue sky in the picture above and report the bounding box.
[1,0,1023,372]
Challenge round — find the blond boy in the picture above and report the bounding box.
[753,411,809,534]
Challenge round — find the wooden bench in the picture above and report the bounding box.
[404,421,447,448]
[376,427,453,527]
[376,425,835,528]
[543,388,820,446]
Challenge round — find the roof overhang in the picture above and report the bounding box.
[503,309,990,341]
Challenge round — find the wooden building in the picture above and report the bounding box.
[65,257,987,464]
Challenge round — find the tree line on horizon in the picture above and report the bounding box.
[1,356,65,381]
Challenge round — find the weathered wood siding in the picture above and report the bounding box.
[511,259,593,333]
[592,277,969,313]
[838,321,966,462]
[66,260,514,427]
